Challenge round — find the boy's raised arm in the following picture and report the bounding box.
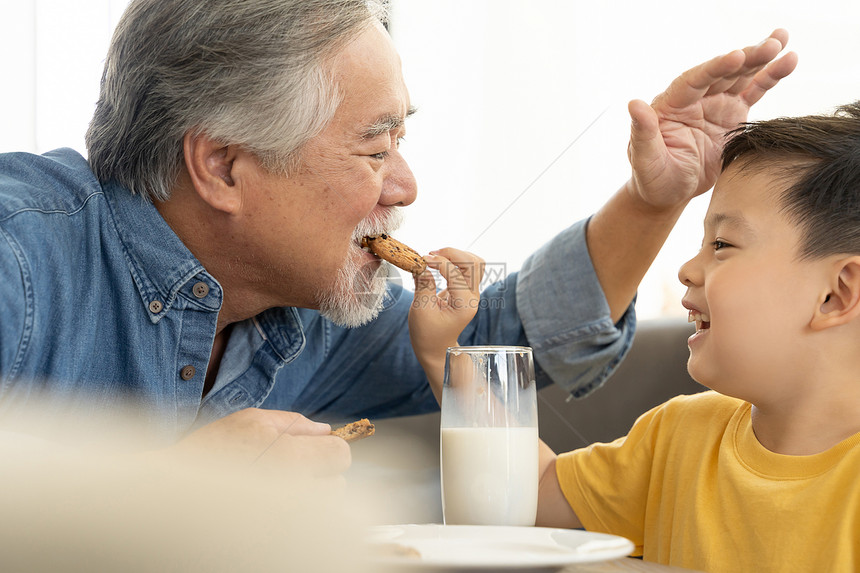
[408,248,485,403]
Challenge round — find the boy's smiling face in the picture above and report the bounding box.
[678,163,834,403]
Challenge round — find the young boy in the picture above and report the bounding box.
[409,103,860,572]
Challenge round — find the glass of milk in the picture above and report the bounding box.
[440,346,538,526]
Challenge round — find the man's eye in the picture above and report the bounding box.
[369,136,404,160]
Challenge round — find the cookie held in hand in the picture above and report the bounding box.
[361,234,427,275]
[331,418,376,442]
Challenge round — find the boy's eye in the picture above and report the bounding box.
[712,239,731,250]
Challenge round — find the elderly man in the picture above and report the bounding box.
[0,0,795,472]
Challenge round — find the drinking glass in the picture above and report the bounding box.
[440,346,538,526]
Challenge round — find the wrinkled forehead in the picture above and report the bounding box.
[324,22,412,141]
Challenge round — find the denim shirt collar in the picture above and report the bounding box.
[254,307,306,362]
[102,182,219,324]
[101,181,305,364]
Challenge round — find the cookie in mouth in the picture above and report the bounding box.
[360,234,427,275]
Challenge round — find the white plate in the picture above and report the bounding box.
[367,524,634,571]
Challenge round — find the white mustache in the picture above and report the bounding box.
[352,207,405,241]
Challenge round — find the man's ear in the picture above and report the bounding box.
[811,256,860,331]
[183,131,241,214]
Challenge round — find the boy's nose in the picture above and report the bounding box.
[678,256,700,287]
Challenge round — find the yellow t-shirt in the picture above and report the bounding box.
[556,391,860,573]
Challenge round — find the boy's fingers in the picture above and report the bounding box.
[427,248,485,294]
[427,254,469,295]
[412,264,438,296]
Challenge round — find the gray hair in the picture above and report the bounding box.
[86,0,388,202]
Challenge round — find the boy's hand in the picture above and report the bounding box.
[408,248,485,400]
[626,28,798,209]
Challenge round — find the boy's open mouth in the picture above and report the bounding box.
[687,310,711,333]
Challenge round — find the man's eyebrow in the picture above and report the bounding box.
[359,106,418,140]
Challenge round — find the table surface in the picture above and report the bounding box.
[564,558,701,572]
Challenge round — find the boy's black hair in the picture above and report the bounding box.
[722,102,860,259]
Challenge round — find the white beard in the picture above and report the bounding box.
[316,207,405,328]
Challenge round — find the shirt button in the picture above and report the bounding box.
[180,365,196,381]
[149,300,163,314]
[192,282,210,298]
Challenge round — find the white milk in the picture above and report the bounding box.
[440,426,539,526]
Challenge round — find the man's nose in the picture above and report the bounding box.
[379,152,417,207]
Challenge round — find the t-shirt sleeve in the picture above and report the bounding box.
[555,400,668,552]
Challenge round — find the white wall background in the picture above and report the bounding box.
[388,0,860,318]
[0,0,128,153]
[2,0,859,318]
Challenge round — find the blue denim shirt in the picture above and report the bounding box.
[0,149,634,441]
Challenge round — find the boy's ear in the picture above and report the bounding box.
[811,256,860,331]
[182,131,242,214]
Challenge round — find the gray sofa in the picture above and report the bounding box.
[347,317,705,523]
[537,317,703,452]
